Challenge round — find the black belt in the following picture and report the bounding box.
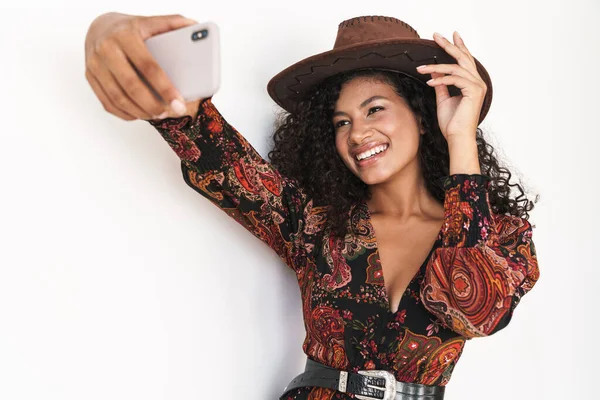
[280,358,445,400]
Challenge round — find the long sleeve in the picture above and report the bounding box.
[420,174,540,339]
[148,98,328,273]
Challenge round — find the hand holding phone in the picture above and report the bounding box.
[84,13,219,121]
[144,22,220,104]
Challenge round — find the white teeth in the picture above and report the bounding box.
[356,144,388,161]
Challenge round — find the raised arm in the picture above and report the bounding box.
[420,174,540,338]
[84,12,328,273]
[148,98,328,273]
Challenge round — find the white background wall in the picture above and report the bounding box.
[0,1,597,399]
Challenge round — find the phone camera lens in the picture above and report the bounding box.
[192,29,209,41]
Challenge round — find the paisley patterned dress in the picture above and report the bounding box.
[149,98,540,399]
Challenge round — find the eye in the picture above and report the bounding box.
[334,120,348,129]
[333,106,384,130]
[368,106,384,115]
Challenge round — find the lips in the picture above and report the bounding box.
[350,142,389,159]
[354,145,388,167]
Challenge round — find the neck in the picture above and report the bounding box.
[365,161,443,222]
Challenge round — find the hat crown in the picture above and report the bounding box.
[334,16,420,48]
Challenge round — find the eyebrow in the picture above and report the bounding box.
[332,96,389,118]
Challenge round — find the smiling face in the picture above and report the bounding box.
[333,76,424,186]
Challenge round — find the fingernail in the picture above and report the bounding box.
[156,111,169,119]
[416,65,428,70]
[170,99,187,116]
[433,32,443,39]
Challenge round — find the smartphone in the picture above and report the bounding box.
[142,21,220,102]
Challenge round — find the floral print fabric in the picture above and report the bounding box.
[149,98,540,399]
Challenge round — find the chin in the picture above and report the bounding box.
[360,175,392,186]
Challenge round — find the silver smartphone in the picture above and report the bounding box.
[143,21,221,102]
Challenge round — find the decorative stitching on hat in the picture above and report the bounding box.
[338,16,418,36]
[286,50,438,94]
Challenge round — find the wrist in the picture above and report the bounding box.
[185,100,202,122]
[447,137,481,175]
[150,99,202,123]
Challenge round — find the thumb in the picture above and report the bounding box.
[138,14,198,39]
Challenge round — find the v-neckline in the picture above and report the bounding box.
[361,200,443,315]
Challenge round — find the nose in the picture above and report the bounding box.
[348,120,374,145]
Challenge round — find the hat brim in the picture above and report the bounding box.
[266,37,493,125]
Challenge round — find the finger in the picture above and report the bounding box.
[87,54,153,120]
[100,42,169,117]
[452,32,485,84]
[416,63,480,84]
[137,14,198,40]
[85,68,137,121]
[118,32,186,114]
[453,31,475,63]
[426,74,486,99]
[432,32,478,78]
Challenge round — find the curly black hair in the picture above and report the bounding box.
[267,69,539,239]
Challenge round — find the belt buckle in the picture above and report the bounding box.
[356,369,397,400]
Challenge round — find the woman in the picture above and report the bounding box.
[85,13,540,400]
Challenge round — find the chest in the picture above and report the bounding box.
[368,214,443,313]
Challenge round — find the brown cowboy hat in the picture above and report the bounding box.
[266,15,493,125]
